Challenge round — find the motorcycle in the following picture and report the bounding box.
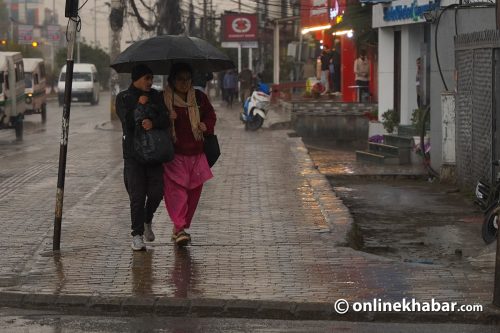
[475,160,500,244]
[240,82,270,131]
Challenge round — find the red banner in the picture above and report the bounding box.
[301,0,328,29]
[300,0,344,30]
[222,14,258,42]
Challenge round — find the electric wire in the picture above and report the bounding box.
[78,0,91,10]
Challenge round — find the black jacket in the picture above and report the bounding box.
[116,85,170,161]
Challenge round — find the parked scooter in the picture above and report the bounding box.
[240,82,270,131]
[475,160,500,243]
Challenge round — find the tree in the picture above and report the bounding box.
[158,0,184,35]
[55,42,110,89]
[0,0,9,39]
[333,1,377,49]
[128,0,184,35]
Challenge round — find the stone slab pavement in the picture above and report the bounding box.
[0,99,498,323]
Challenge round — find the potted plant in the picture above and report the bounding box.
[381,109,399,133]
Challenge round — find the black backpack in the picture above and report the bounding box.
[133,103,174,164]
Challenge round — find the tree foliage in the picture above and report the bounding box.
[334,2,377,49]
[0,0,9,39]
[158,0,184,35]
[55,42,110,89]
[128,0,184,35]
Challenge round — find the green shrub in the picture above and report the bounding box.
[381,109,399,133]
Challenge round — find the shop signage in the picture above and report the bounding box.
[330,0,340,20]
[301,0,345,30]
[18,25,33,44]
[222,14,258,42]
[47,25,61,44]
[383,0,441,22]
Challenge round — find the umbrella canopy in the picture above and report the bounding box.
[110,35,235,74]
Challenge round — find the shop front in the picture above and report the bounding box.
[372,0,439,124]
[300,0,376,103]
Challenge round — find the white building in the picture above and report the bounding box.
[372,0,440,126]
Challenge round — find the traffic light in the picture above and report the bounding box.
[31,41,38,48]
[0,39,6,46]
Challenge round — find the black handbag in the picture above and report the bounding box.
[134,126,174,164]
[204,134,220,167]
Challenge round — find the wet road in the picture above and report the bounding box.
[0,308,498,333]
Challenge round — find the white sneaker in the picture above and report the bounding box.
[131,235,146,251]
[144,223,155,242]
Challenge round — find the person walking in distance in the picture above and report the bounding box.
[163,63,217,247]
[116,64,170,251]
[223,69,238,108]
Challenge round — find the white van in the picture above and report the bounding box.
[23,58,47,123]
[0,51,25,140]
[58,63,99,106]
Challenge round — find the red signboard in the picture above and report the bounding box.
[300,0,344,30]
[301,0,329,29]
[222,14,258,42]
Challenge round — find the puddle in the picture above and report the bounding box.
[331,177,487,268]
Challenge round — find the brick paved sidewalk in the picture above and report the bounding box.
[0,100,498,322]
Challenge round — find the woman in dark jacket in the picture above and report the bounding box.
[162,63,216,246]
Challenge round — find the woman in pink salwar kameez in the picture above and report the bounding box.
[163,63,216,247]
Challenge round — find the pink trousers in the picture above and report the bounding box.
[163,153,212,232]
[163,175,203,232]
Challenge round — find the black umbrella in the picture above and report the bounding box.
[110,35,235,74]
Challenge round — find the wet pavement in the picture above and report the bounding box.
[304,139,493,269]
[0,94,498,323]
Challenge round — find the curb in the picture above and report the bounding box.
[287,135,354,246]
[1,292,499,323]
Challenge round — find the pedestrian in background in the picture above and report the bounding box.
[223,69,238,108]
[302,58,316,80]
[163,62,217,247]
[239,66,253,105]
[354,49,370,101]
[330,42,341,92]
[116,64,170,251]
[416,57,423,108]
[217,71,226,101]
[320,46,331,94]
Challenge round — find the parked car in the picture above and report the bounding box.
[0,51,25,140]
[58,63,100,106]
[23,58,47,123]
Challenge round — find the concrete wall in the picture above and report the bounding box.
[401,24,424,125]
[378,28,395,121]
[281,100,377,140]
[429,7,495,171]
[377,24,424,125]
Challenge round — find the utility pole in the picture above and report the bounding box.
[51,0,56,84]
[209,0,213,40]
[77,31,80,63]
[94,0,97,46]
[53,0,79,251]
[109,0,125,120]
[203,0,207,39]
